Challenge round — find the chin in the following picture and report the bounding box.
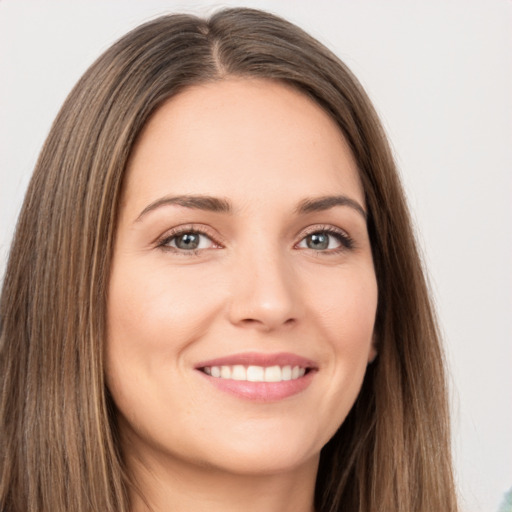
[190,422,326,476]
[205,446,319,477]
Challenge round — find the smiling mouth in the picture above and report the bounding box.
[194,352,317,400]
[201,365,309,382]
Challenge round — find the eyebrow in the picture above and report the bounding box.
[295,195,367,219]
[135,193,366,222]
[135,195,232,221]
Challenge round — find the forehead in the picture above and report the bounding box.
[123,78,364,214]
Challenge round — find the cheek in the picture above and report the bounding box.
[308,265,377,397]
[105,260,224,428]
[104,260,226,419]
[308,265,378,349]
[107,259,224,356]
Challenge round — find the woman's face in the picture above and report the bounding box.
[106,79,378,477]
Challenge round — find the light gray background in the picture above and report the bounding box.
[1,1,511,511]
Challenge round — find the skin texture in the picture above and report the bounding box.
[106,78,378,512]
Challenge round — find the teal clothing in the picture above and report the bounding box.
[498,488,512,512]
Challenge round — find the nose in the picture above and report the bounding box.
[227,246,301,332]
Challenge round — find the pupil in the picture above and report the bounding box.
[308,233,328,250]
[177,233,199,250]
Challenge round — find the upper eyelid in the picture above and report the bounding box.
[295,224,351,241]
[299,224,348,235]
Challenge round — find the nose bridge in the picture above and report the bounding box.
[227,236,299,330]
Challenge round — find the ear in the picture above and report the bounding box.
[367,333,378,364]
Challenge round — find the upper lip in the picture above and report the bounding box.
[194,352,317,370]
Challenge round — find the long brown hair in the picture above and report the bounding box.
[0,8,458,511]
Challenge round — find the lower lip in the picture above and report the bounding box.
[197,370,316,402]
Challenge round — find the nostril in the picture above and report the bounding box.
[239,316,296,329]
[241,318,259,325]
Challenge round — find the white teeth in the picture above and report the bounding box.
[231,365,246,380]
[203,364,307,382]
[247,365,264,381]
[220,366,231,379]
[265,365,282,382]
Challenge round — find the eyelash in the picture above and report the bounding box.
[299,225,354,253]
[156,224,220,256]
[156,224,354,256]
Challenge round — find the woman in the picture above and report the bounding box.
[0,8,458,512]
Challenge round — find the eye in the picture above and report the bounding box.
[297,229,353,252]
[159,230,217,252]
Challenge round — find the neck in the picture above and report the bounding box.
[127,447,318,512]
